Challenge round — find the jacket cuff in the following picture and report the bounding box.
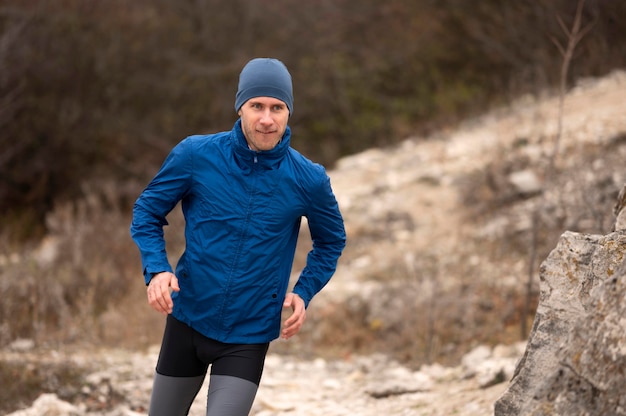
[143,266,172,285]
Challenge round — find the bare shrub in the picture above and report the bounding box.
[0,357,85,415]
[274,250,533,368]
[0,179,166,348]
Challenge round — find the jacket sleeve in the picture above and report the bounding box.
[130,138,193,284]
[293,172,346,307]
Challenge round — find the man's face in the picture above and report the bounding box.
[238,96,289,152]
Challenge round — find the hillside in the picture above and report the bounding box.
[283,69,626,366]
[3,70,626,415]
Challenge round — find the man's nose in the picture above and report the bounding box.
[259,110,273,123]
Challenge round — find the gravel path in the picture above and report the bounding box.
[5,342,524,416]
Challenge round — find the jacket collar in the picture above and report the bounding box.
[231,119,291,170]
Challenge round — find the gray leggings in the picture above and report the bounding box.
[148,315,269,416]
[149,373,259,416]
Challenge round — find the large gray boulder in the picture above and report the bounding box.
[495,223,626,414]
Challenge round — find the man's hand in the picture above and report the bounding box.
[146,272,180,315]
[281,292,306,339]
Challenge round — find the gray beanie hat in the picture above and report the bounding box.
[235,58,293,115]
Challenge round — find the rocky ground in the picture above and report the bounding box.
[4,340,525,416]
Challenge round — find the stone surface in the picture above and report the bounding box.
[495,230,626,415]
[614,184,626,231]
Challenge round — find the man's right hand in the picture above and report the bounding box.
[146,272,180,315]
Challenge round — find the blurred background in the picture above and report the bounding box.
[1,0,626,410]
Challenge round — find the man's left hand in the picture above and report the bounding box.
[281,293,306,339]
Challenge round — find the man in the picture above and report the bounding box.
[130,58,346,416]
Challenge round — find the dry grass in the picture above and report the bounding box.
[0,180,165,349]
[0,357,85,414]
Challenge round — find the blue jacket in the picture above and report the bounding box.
[130,120,346,343]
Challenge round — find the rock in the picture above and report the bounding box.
[508,169,542,196]
[6,393,81,416]
[365,366,433,398]
[462,344,524,389]
[8,338,35,352]
[524,254,626,415]
[614,184,626,231]
[495,230,626,415]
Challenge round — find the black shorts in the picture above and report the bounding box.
[155,315,270,385]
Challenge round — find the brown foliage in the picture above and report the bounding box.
[1,0,626,239]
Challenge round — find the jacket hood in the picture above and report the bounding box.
[231,119,291,171]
